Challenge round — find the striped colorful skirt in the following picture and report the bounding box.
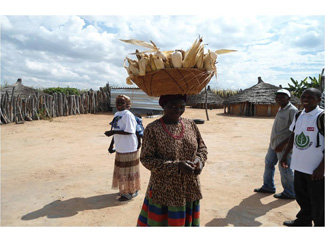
[137,191,200,227]
[112,150,140,195]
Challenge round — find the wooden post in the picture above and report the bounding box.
[204,86,209,121]
[75,95,80,114]
[10,87,16,122]
[52,94,56,118]
[267,105,271,117]
[93,92,96,113]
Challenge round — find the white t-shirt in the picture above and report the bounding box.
[289,106,324,175]
[112,110,138,153]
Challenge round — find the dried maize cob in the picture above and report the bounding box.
[176,49,185,60]
[171,50,183,68]
[145,56,153,72]
[183,37,203,68]
[139,55,149,76]
[153,56,165,70]
[126,57,139,75]
[164,53,173,68]
[149,54,157,72]
[156,50,167,61]
[195,45,204,69]
[203,49,217,72]
[203,51,213,71]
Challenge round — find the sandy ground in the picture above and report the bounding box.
[1,108,300,227]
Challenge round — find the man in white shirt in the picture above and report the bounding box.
[254,89,297,199]
[281,88,324,226]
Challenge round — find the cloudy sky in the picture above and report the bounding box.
[1,1,324,92]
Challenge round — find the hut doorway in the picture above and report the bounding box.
[246,102,255,116]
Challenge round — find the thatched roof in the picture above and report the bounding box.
[223,77,300,105]
[0,79,47,98]
[187,86,224,108]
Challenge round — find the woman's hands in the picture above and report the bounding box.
[179,158,203,175]
[179,161,195,174]
[193,157,203,174]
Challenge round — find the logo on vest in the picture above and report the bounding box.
[295,132,313,150]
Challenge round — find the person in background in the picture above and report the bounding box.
[136,94,208,226]
[254,89,297,199]
[105,95,140,201]
[281,88,324,226]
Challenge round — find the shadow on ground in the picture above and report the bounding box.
[21,193,123,220]
[205,193,294,226]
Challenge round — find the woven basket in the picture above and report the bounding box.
[130,68,214,97]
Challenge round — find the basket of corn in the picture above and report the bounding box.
[121,37,236,97]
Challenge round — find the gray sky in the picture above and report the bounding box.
[1,1,324,91]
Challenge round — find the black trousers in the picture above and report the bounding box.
[294,170,324,226]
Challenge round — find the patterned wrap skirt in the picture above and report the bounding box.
[112,150,140,195]
[137,190,200,226]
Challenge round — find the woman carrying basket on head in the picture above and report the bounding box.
[105,95,140,201]
[136,94,208,226]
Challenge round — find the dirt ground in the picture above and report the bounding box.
[1,108,300,227]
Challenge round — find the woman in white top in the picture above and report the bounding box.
[105,95,140,201]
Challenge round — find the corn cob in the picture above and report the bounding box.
[149,54,157,72]
[153,56,165,70]
[145,56,153,72]
[171,50,183,68]
[195,45,204,69]
[203,50,213,71]
[126,57,139,75]
[182,37,203,68]
[156,50,167,61]
[203,49,217,73]
[175,49,185,60]
[139,55,149,76]
[164,53,173,68]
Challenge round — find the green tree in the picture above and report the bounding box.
[287,75,321,98]
[43,87,80,95]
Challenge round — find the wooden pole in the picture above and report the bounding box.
[204,86,209,121]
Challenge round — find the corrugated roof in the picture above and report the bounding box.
[110,88,162,111]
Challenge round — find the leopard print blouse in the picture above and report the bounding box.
[140,117,208,206]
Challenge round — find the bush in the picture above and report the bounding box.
[43,87,80,95]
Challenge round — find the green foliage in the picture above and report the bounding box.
[42,87,80,95]
[287,75,321,98]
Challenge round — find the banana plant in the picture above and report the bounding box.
[308,74,321,88]
[288,77,308,97]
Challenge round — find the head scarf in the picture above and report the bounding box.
[158,94,187,107]
[116,95,131,108]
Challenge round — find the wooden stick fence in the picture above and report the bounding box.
[0,84,111,125]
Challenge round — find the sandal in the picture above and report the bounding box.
[118,191,139,201]
[131,190,138,198]
[118,193,133,201]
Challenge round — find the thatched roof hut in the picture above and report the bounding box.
[223,77,301,116]
[1,78,47,98]
[187,86,224,109]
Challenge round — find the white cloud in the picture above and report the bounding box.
[1,15,324,92]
